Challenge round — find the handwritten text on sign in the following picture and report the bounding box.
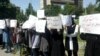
[79,14,100,34]
[47,16,62,29]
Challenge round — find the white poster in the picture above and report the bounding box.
[22,20,36,29]
[47,16,62,29]
[29,15,38,21]
[60,14,72,26]
[10,20,17,27]
[22,15,38,29]
[0,20,5,29]
[37,10,45,18]
[79,14,100,34]
[22,20,29,29]
[36,20,46,33]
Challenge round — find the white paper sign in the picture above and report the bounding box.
[37,10,45,18]
[29,15,38,20]
[10,20,17,27]
[60,14,72,26]
[0,20,5,29]
[22,20,29,29]
[22,15,38,29]
[47,16,62,29]
[79,14,100,34]
[36,20,46,33]
[22,20,36,29]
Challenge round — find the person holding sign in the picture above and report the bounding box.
[80,14,100,56]
[31,10,50,56]
[37,20,50,56]
[4,19,12,53]
[65,17,79,56]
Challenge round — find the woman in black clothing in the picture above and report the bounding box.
[50,29,65,56]
[80,33,100,56]
[39,28,51,56]
[65,17,79,56]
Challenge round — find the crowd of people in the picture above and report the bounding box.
[0,16,79,56]
[0,14,100,56]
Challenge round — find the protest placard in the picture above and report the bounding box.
[22,15,38,29]
[47,16,62,29]
[79,14,100,34]
[22,20,29,29]
[37,10,45,18]
[60,14,72,26]
[22,20,36,29]
[36,20,46,33]
[10,20,17,27]
[0,20,5,29]
[28,15,38,20]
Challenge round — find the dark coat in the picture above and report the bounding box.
[39,28,51,52]
[0,30,2,45]
[0,34,2,45]
[80,33,100,56]
[65,25,78,51]
[50,29,65,56]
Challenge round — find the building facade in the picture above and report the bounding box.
[40,0,83,8]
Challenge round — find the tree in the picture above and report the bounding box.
[0,0,17,19]
[96,0,100,3]
[62,3,76,15]
[61,3,83,19]
[96,0,100,12]
[16,9,27,23]
[25,3,36,17]
[45,5,61,16]
[86,3,96,14]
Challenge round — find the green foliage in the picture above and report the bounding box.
[16,10,27,23]
[96,0,100,12]
[45,5,61,16]
[96,0,100,3]
[86,3,96,14]
[0,0,17,19]
[61,3,83,19]
[25,3,36,17]
[75,6,83,18]
[83,0,100,15]
[62,3,76,15]
[96,4,100,12]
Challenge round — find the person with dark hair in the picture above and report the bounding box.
[65,17,79,56]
